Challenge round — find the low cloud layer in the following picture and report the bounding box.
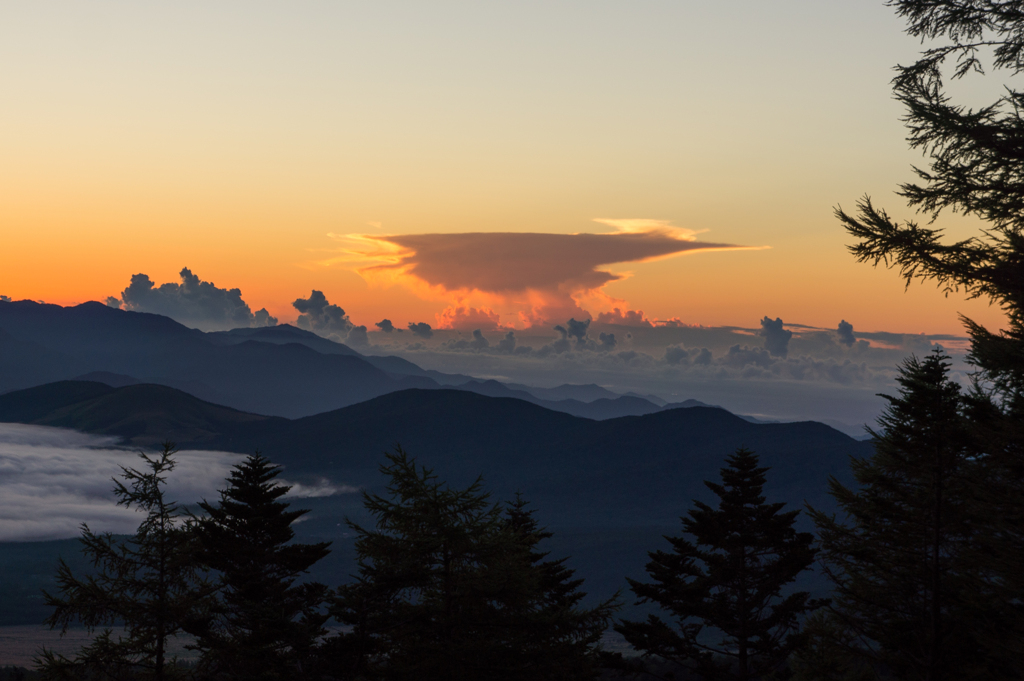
[0,424,354,542]
[108,268,278,332]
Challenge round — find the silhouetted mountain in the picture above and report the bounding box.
[73,371,143,388]
[0,381,865,526]
[0,300,435,417]
[0,380,867,623]
[506,382,622,403]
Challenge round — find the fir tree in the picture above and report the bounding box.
[835,2,1024,667]
[38,443,208,681]
[190,453,331,681]
[324,447,616,681]
[809,350,982,681]
[616,448,821,681]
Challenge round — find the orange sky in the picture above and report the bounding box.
[0,2,1010,336]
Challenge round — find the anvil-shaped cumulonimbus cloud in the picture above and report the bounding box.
[334,220,762,327]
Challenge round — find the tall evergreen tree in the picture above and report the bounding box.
[190,453,331,681]
[835,1,1024,668]
[809,350,983,681]
[323,447,616,681]
[616,448,821,681]
[38,443,207,681]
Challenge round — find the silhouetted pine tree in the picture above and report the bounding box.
[836,2,1024,667]
[38,443,208,681]
[616,448,821,681]
[323,447,616,681]
[810,350,983,681]
[190,453,331,681]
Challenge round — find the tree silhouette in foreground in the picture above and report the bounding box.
[836,1,1024,669]
[323,447,617,681]
[38,443,207,681]
[616,448,821,681]
[191,453,331,681]
[809,350,983,681]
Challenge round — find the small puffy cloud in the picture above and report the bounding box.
[375,319,396,333]
[105,296,121,308]
[1,295,12,303]
[720,344,776,369]
[545,325,572,355]
[759,316,793,358]
[442,329,491,352]
[347,325,369,347]
[408,322,434,339]
[837,320,856,347]
[293,290,353,341]
[112,268,278,331]
[471,329,489,350]
[594,308,653,327]
[566,318,591,347]
[437,306,501,331]
[693,348,713,365]
[664,345,690,366]
[496,331,517,354]
[598,332,617,351]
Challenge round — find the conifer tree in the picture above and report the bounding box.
[323,447,616,681]
[190,453,331,680]
[38,443,207,681]
[836,2,1024,665]
[616,448,821,681]
[810,349,983,681]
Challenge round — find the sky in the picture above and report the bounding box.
[0,0,1010,337]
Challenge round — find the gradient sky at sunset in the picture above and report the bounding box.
[0,1,1008,335]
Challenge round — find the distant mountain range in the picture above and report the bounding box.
[0,300,748,422]
[0,301,873,624]
[0,379,869,624]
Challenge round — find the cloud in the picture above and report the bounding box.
[443,329,491,352]
[436,306,501,331]
[0,296,11,303]
[598,332,617,351]
[496,331,517,354]
[566,318,591,348]
[293,290,364,344]
[759,316,793,358]
[837,319,856,347]
[334,221,762,326]
[0,424,357,542]
[375,319,396,333]
[594,308,653,327]
[721,344,776,369]
[283,478,359,498]
[664,345,690,366]
[111,268,278,332]
[693,348,713,365]
[408,322,434,339]
[347,325,369,347]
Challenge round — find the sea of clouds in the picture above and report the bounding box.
[0,424,353,542]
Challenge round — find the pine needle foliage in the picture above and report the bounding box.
[836,1,1024,672]
[324,447,617,681]
[810,350,982,681]
[37,443,207,681]
[190,453,331,681]
[616,448,822,681]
